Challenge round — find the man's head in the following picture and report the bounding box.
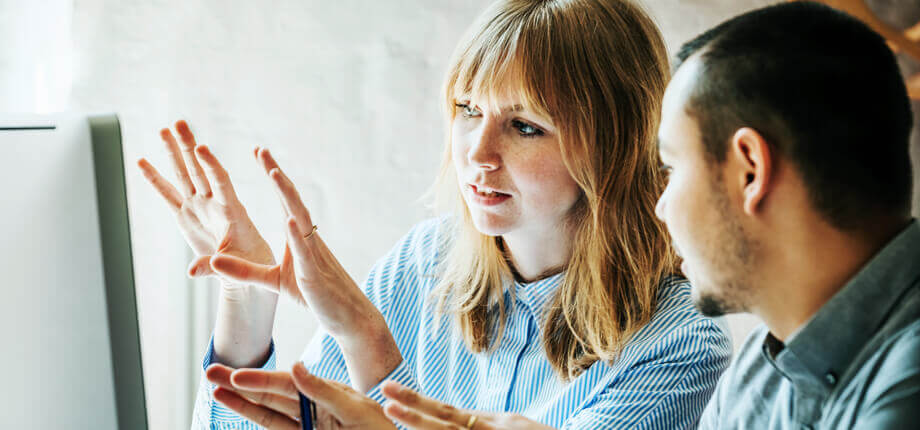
[656,2,914,316]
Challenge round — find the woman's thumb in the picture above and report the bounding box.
[187,255,215,278]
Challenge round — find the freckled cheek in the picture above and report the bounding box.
[513,156,579,211]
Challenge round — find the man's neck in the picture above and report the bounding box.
[754,217,910,342]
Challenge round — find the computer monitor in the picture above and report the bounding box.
[0,114,147,429]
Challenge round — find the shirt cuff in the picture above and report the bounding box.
[202,336,277,425]
[365,359,418,406]
[202,335,277,371]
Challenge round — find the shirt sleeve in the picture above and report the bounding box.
[853,324,920,429]
[562,317,731,430]
[190,336,277,430]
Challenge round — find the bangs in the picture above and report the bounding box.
[446,4,556,120]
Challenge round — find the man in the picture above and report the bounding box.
[201,2,920,429]
[655,1,919,428]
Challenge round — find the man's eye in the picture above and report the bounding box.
[511,119,544,138]
[455,103,482,118]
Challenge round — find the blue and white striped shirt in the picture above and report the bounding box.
[193,218,731,429]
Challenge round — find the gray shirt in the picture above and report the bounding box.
[699,220,920,429]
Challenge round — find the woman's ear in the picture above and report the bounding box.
[728,127,773,216]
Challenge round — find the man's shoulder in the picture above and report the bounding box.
[851,282,920,388]
[860,319,920,395]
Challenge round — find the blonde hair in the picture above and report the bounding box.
[431,0,677,380]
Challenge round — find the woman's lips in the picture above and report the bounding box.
[468,184,511,206]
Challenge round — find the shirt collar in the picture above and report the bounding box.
[779,219,920,389]
[510,271,565,332]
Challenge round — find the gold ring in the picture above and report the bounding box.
[303,224,318,239]
[465,415,478,429]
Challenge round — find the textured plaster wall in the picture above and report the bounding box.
[3,0,919,429]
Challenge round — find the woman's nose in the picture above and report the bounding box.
[655,190,667,221]
[468,119,501,170]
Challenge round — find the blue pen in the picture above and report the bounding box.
[299,392,315,429]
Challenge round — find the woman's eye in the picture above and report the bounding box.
[511,119,544,138]
[455,103,482,118]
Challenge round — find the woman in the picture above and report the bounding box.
[138,0,730,428]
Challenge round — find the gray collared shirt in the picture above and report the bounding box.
[699,220,920,429]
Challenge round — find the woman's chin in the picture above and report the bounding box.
[469,213,513,237]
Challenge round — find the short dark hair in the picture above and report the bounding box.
[676,1,914,230]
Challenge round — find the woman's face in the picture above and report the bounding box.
[451,91,581,239]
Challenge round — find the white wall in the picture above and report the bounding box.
[7,0,919,429]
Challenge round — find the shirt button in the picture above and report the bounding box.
[825,371,838,386]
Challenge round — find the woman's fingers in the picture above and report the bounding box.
[187,255,215,278]
[291,362,360,419]
[174,120,213,198]
[213,387,301,430]
[230,369,299,398]
[209,254,282,293]
[255,147,291,219]
[255,146,282,177]
[194,144,238,206]
[160,128,196,197]
[136,158,183,211]
[384,402,471,430]
[270,167,313,234]
[381,382,469,425]
[205,363,237,389]
[284,218,317,285]
[207,365,301,421]
[255,146,311,233]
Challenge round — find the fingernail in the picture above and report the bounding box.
[294,363,310,378]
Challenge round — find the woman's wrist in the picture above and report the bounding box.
[212,282,279,368]
[336,312,403,392]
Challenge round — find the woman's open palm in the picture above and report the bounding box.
[204,148,388,344]
[137,120,275,287]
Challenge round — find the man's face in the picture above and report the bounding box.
[655,56,756,317]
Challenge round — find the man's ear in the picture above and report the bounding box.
[728,127,773,216]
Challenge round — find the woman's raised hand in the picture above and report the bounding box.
[137,120,276,286]
[205,148,357,324]
[207,148,403,392]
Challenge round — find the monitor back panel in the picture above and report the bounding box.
[0,114,141,429]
